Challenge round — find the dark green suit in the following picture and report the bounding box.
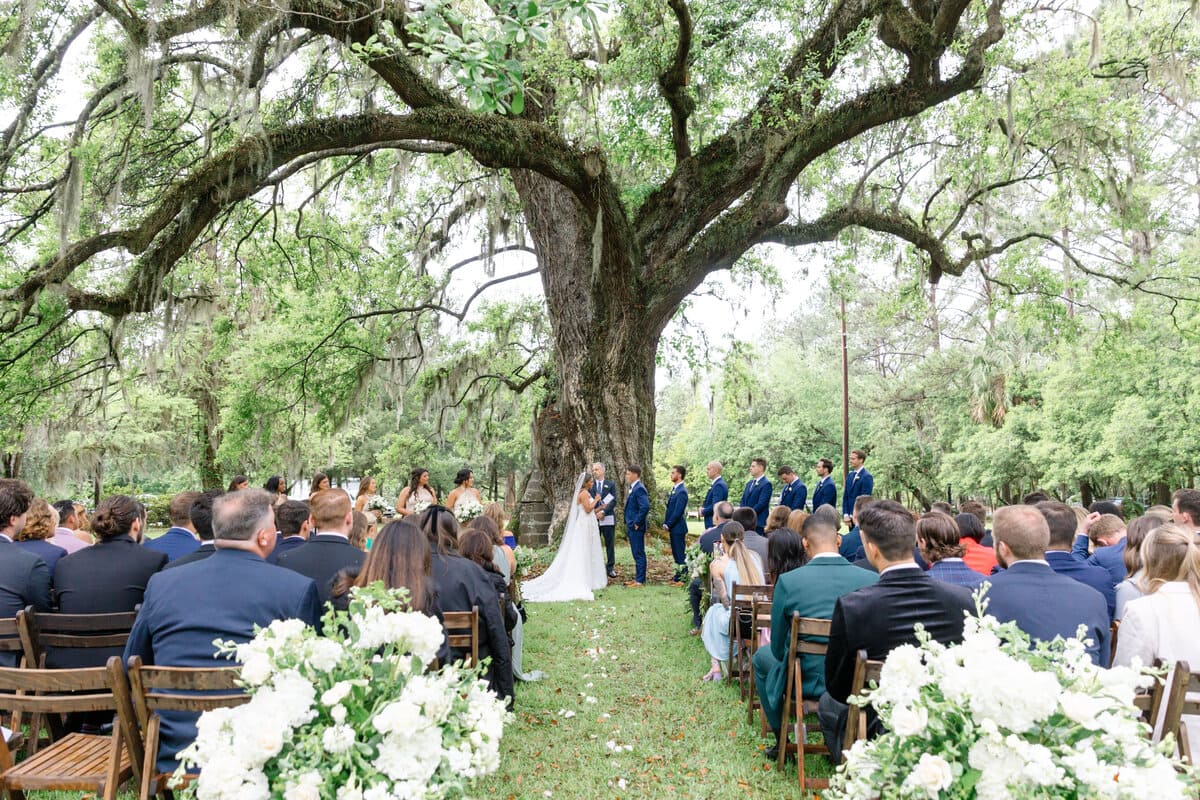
[753,554,878,731]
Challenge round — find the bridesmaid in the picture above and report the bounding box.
[396,467,437,517]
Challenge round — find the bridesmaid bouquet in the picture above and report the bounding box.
[453,496,485,523]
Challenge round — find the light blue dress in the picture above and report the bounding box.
[701,561,741,662]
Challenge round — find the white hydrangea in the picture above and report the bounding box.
[305,637,344,672]
[888,703,928,737]
[322,723,356,754]
[283,771,323,800]
[322,680,354,707]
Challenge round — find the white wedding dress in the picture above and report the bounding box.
[522,474,608,602]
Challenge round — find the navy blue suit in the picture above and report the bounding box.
[624,482,650,584]
[983,560,1110,666]
[812,476,837,513]
[591,478,618,572]
[267,535,307,564]
[842,468,874,518]
[664,482,689,579]
[1045,550,1116,619]
[740,477,772,532]
[143,527,201,562]
[0,538,51,667]
[700,477,728,529]
[1071,535,1126,587]
[124,549,321,771]
[779,479,808,512]
[928,559,985,589]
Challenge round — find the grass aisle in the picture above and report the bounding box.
[480,545,821,800]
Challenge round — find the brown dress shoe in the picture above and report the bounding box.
[623,581,644,587]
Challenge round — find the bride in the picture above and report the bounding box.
[522,471,609,602]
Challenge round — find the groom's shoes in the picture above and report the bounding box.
[623,581,644,588]
[607,569,617,578]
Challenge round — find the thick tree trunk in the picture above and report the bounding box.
[1,452,19,479]
[513,170,659,535]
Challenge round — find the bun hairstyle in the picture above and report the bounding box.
[454,469,473,487]
[92,495,140,540]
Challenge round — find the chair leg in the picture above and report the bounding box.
[102,720,125,800]
[140,715,160,800]
[778,669,792,771]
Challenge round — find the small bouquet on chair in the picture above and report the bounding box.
[175,583,511,800]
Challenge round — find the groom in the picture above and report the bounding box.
[623,465,650,587]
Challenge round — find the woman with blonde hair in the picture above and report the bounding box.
[1114,515,1164,620]
[1113,523,1200,749]
[15,499,68,577]
[765,505,792,535]
[482,502,515,548]
[699,522,764,681]
[785,508,809,534]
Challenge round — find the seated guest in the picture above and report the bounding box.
[959,500,991,545]
[465,516,515,583]
[1113,523,1200,749]
[125,489,321,772]
[164,490,222,569]
[785,508,809,535]
[984,505,1110,665]
[227,475,250,492]
[838,495,873,560]
[0,479,52,665]
[929,501,956,516]
[1172,489,1200,533]
[1089,499,1123,519]
[267,500,311,564]
[1038,501,1115,618]
[278,489,366,605]
[349,511,371,551]
[418,506,513,705]
[1116,516,1165,620]
[765,505,792,536]
[481,502,515,549]
[732,506,769,568]
[700,522,764,681]
[1023,490,1052,505]
[918,513,983,589]
[458,529,518,637]
[755,516,877,759]
[71,503,94,544]
[14,499,68,578]
[55,494,167,615]
[690,501,734,636]
[957,512,998,575]
[50,500,89,554]
[1072,508,1128,586]
[818,500,974,763]
[143,492,201,562]
[766,528,806,585]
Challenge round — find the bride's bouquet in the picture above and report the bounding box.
[828,605,1197,800]
[453,496,485,523]
[176,583,510,800]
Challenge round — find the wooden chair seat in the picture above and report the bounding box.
[746,599,773,728]
[777,613,833,789]
[442,608,480,668]
[3,731,131,791]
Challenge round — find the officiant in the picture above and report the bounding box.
[591,463,617,578]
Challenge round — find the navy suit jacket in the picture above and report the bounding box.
[779,479,808,512]
[0,538,51,666]
[591,479,617,527]
[277,534,366,606]
[1071,535,1126,586]
[842,468,874,517]
[812,476,837,512]
[982,560,1110,666]
[928,559,985,589]
[700,478,728,529]
[664,483,688,535]
[698,522,726,555]
[143,527,201,562]
[839,526,861,560]
[267,535,307,564]
[1045,550,1116,619]
[741,477,773,529]
[124,549,321,770]
[624,482,649,534]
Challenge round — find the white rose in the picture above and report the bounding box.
[1059,691,1110,730]
[337,781,364,800]
[889,703,929,737]
[322,723,356,754]
[306,638,344,672]
[363,785,391,800]
[331,704,348,724]
[283,771,322,800]
[373,700,423,735]
[322,681,354,707]
[239,651,273,686]
[902,753,954,798]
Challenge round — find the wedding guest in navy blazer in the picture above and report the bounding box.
[811,458,838,513]
[125,489,321,771]
[624,466,650,586]
[983,505,1110,666]
[277,490,365,605]
[163,490,222,570]
[143,492,201,562]
[777,466,807,512]
[1038,502,1116,618]
[740,458,772,533]
[1071,513,1128,586]
[0,480,52,666]
[918,512,984,589]
[818,500,974,762]
[838,495,872,560]
[663,466,689,583]
[268,500,312,564]
[841,450,874,520]
[699,462,728,529]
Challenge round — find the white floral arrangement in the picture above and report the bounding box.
[177,584,510,800]
[453,496,485,523]
[410,500,432,515]
[829,605,1198,800]
[512,546,538,578]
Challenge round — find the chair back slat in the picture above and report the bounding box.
[133,664,243,692]
[141,694,251,713]
[0,615,22,654]
[793,614,832,656]
[30,612,139,633]
[0,664,111,693]
[20,608,139,669]
[443,608,479,667]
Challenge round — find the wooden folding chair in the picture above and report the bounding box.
[18,608,139,669]
[0,616,31,757]
[746,596,773,727]
[1155,659,1199,763]
[115,656,247,800]
[727,583,772,694]
[0,656,133,800]
[776,613,833,790]
[442,607,479,668]
[842,649,884,755]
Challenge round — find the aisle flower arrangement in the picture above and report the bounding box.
[512,545,539,578]
[453,496,485,523]
[828,609,1198,800]
[177,584,510,800]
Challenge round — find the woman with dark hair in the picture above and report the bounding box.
[766,528,805,584]
[416,506,513,704]
[466,515,516,579]
[309,472,331,497]
[765,505,792,536]
[396,468,437,517]
[354,476,382,516]
[919,513,983,588]
[957,512,997,576]
[464,517,541,681]
[227,475,250,492]
[446,469,483,512]
[459,529,519,635]
[331,520,437,613]
[263,475,287,507]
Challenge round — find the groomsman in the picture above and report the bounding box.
[740,458,772,533]
[699,461,728,529]
[777,466,807,511]
[812,458,837,512]
[591,463,618,578]
[663,465,689,585]
[623,466,650,587]
[841,449,874,522]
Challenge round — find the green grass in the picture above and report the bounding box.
[478,544,831,799]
